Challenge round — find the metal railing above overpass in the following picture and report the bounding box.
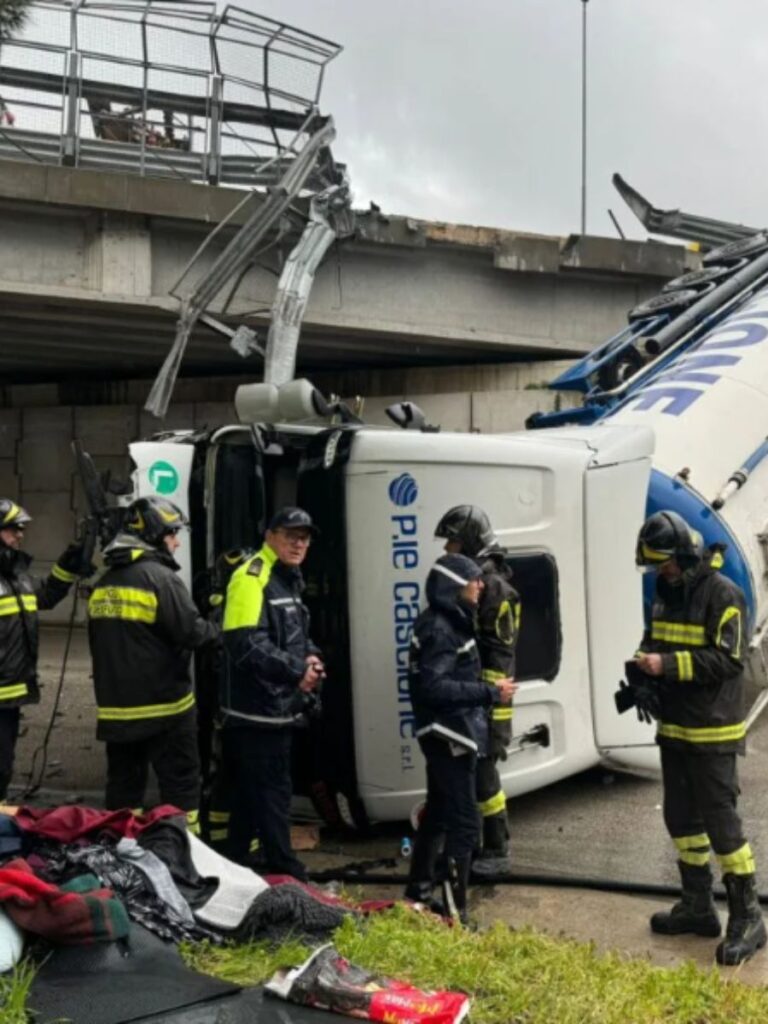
[0,0,343,187]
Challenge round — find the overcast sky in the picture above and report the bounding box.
[242,0,764,241]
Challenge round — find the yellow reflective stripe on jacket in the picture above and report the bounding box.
[97,691,194,721]
[482,669,505,683]
[711,550,724,569]
[494,600,516,645]
[89,586,158,624]
[0,594,36,616]
[223,545,277,630]
[0,683,28,701]
[51,563,77,584]
[657,721,746,744]
[675,650,694,682]
[651,621,706,645]
[716,606,742,658]
[717,842,755,876]
[478,789,506,818]
[492,707,514,721]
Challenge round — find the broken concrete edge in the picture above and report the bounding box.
[0,158,699,281]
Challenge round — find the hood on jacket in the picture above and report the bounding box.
[102,532,179,572]
[425,553,482,622]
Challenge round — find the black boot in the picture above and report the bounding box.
[650,862,721,937]
[472,813,512,877]
[716,873,767,965]
[441,857,472,926]
[404,830,443,906]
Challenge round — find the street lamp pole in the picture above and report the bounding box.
[580,0,589,236]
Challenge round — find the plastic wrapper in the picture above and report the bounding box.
[266,943,470,1024]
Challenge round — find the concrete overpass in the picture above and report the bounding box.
[0,159,698,385]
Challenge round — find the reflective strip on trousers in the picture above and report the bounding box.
[478,789,506,818]
[717,842,756,876]
[657,721,746,744]
[186,810,201,835]
[97,691,195,721]
[674,833,711,867]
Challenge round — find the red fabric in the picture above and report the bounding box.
[264,874,396,915]
[14,804,182,842]
[0,858,128,944]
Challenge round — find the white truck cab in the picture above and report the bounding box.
[128,419,656,827]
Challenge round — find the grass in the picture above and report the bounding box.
[0,959,38,1024]
[184,903,768,1024]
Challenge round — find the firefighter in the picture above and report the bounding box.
[635,509,766,966]
[220,507,324,880]
[405,553,516,922]
[87,497,218,831]
[0,499,86,798]
[434,505,521,873]
[199,548,254,855]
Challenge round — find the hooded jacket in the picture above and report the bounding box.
[87,534,218,742]
[409,555,500,757]
[0,547,76,708]
[639,548,746,754]
[220,543,320,727]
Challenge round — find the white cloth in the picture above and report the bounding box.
[0,907,23,972]
[188,832,269,930]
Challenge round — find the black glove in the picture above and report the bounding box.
[56,540,94,578]
[633,676,662,723]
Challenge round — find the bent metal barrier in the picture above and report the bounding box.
[0,0,342,187]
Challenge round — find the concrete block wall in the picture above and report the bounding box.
[2,399,234,624]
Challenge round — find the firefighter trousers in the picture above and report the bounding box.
[475,754,509,853]
[0,708,20,801]
[661,746,749,868]
[413,740,480,871]
[220,725,307,881]
[104,713,201,816]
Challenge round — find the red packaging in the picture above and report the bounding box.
[266,944,469,1023]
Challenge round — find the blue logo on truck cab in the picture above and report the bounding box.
[389,473,419,506]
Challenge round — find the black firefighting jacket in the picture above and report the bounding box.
[88,534,218,742]
[639,548,746,754]
[220,544,319,728]
[477,548,520,745]
[409,562,500,758]
[0,548,76,708]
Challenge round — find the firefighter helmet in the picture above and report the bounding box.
[636,510,703,569]
[434,505,494,558]
[0,499,32,532]
[124,496,188,547]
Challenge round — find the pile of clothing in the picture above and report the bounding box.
[0,804,356,970]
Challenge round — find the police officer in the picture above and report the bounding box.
[88,496,218,831]
[0,499,86,798]
[220,507,324,880]
[435,506,521,873]
[405,553,515,922]
[634,509,765,966]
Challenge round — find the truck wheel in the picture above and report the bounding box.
[661,265,731,292]
[628,288,700,322]
[597,344,644,390]
[703,233,768,265]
